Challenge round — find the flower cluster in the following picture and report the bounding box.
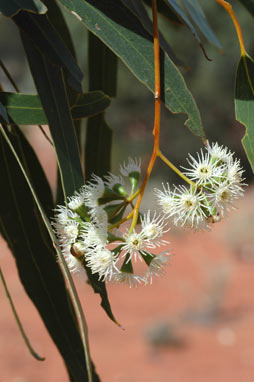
[155,142,245,230]
[53,143,245,287]
[53,158,171,287]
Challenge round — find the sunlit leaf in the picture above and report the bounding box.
[59,0,205,140]
[235,55,254,173]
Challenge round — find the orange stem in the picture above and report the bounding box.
[130,0,161,232]
[216,0,247,56]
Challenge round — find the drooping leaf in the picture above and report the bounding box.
[237,0,254,15]
[21,33,84,199]
[59,0,205,140]
[85,113,113,179]
[164,0,202,44]
[0,125,100,381]
[20,23,118,325]
[181,0,222,49]
[0,91,111,125]
[0,0,47,17]
[13,11,83,92]
[120,0,185,67]
[72,91,111,119]
[235,55,254,173]
[85,32,115,179]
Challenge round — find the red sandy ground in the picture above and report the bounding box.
[1,187,254,382]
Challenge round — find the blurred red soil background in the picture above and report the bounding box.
[1,131,254,382]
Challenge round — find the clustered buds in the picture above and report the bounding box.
[53,143,245,287]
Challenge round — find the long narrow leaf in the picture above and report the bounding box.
[121,0,184,67]
[59,0,205,139]
[0,125,99,381]
[20,27,118,325]
[235,55,254,173]
[0,91,111,125]
[13,11,83,92]
[182,0,222,48]
[21,33,84,199]
[85,32,115,179]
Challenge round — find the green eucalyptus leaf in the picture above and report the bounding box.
[21,28,117,326]
[235,55,254,173]
[0,91,111,125]
[0,0,47,17]
[85,114,113,181]
[181,0,222,48]
[13,11,83,92]
[59,0,205,139]
[0,125,99,381]
[21,32,84,199]
[120,0,184,67]
[72,91,111,120]
[85,32,116,179]
[164,0,201,43]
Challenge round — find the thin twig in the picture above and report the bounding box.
[158,150,196,186]
[216,0,246,56]
[130,0,161,232]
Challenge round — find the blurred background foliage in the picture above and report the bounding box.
[0,0,253,188]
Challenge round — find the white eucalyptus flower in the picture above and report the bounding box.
[207,181,244,215]
[82,174,105,209]
[67,191,85,211]
[145,252,171,284]
[112,271,146,288]
[63,220,80,244]
[182,149,224,186]
[206,141,233,164]
[121,230,154,262]
[120,157,141,177]
[54,205,78,226]
[141,210,169,247]
[85,247,118,281]
[81,222,108,249]
[154,183,177,217]
[104,173,124,189]
[172,185,210,229]
[226,158,245,185]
